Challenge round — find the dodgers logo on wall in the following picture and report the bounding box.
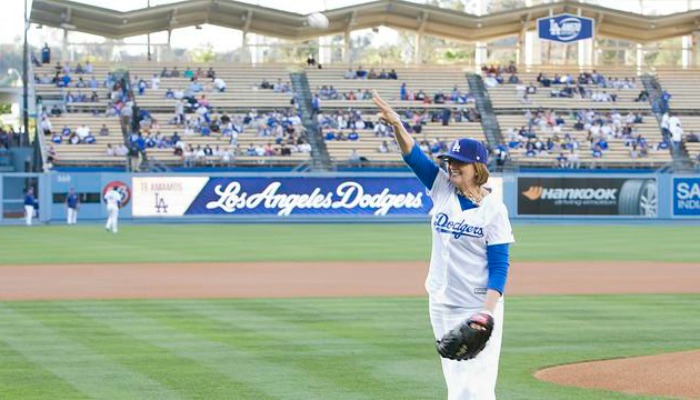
[132,177,433,217]
[537,13,594,43]
[102,180,131,208]
[673,177,700,216]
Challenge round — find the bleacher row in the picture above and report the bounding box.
[655,70,700,162]
[34,63,697,169]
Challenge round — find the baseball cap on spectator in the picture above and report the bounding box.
[438,138,488,164]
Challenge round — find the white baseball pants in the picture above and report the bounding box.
[67,208,78,225]
[105,205,119,233]
[429,299,504,400]
[24,205,34,226]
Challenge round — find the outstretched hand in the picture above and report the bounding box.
[372,91,402,128]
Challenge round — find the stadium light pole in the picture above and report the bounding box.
[147,0,151,61]
[22,0,30,147]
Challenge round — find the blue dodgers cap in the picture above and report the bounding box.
[438,138,488,164]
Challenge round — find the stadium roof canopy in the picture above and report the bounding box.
[30,0,700,43]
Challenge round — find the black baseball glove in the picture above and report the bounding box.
[436,312,494,361]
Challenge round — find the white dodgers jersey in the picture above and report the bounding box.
[426,170,515,307]
[104,190,122,208]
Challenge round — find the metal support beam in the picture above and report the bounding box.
[518,12,530,67]
[593,13,604,66]
[414,12,429,65]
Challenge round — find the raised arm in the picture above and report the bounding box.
[372,91,414,155]
[372,91,439,190]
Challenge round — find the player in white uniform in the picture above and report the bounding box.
[104,187,122,233]
[374,93,514,400]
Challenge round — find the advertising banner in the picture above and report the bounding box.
[132,176,434,217]
[518,177,656,216]
[673,177,700,217]
[537,13,594,43]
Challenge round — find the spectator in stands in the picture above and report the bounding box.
[160,67,170,78]
[76,124,90,142]
[151,74,160,90]
[661,90,672,113]
[388,69,398,80]
[40,116,52,135]
[51,132,62,144]
[184,67,194,79]
[356,65,367,79]
[170,67,179,77]
[556,152,568,168]
[344,68,355,79]
[307,55,317,67]
[669,113,683,152]
[41,43,51,64]
[221,147,234,165]
[348,149,362,167]
[213,77,226,92]
[49,104,62,117]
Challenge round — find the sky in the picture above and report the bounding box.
[2,0,698,51]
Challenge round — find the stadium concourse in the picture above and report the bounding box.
[34,61,689,172]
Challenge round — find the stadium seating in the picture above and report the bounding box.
[33,62,679,169]
[486,67,672,168]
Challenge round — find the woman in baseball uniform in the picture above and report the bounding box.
[374,93,514,400]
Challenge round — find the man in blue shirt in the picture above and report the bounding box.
[66,188,79,225]
[24,188,36,226]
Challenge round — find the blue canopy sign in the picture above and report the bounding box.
[537,13,594,43]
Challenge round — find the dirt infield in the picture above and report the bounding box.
[0,260,698,399]
[0,260,698,300]
[536,351,700,400]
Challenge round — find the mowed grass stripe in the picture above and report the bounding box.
[252,298,448,396]
[2,224,699,265]
[13,302,265,400]
[0,304,179,400]
[0,339,87,400]
[70,301,372,400]
[236,298,445,392]
[163,299,444,399]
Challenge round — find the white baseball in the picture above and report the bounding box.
[307,12,329,29]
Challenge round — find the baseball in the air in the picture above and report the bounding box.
[307,12,329,29]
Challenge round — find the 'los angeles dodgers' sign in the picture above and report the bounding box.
[131,176,433,217]
[537,13,594,43]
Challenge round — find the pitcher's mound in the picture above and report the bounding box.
[535,350,700,399]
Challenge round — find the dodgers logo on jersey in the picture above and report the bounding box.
[433,213,484,239]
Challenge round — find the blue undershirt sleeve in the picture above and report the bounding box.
[402,143,440,190]
[486,243,510,295]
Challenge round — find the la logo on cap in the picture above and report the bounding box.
[452,141,461,152]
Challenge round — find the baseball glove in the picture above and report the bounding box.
[436,312,494,361]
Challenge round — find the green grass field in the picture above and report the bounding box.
[1,224,698,264]
[1,224,698,399]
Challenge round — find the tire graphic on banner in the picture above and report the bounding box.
[618,179,657,217]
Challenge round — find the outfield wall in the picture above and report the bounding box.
[0,171,698,223]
